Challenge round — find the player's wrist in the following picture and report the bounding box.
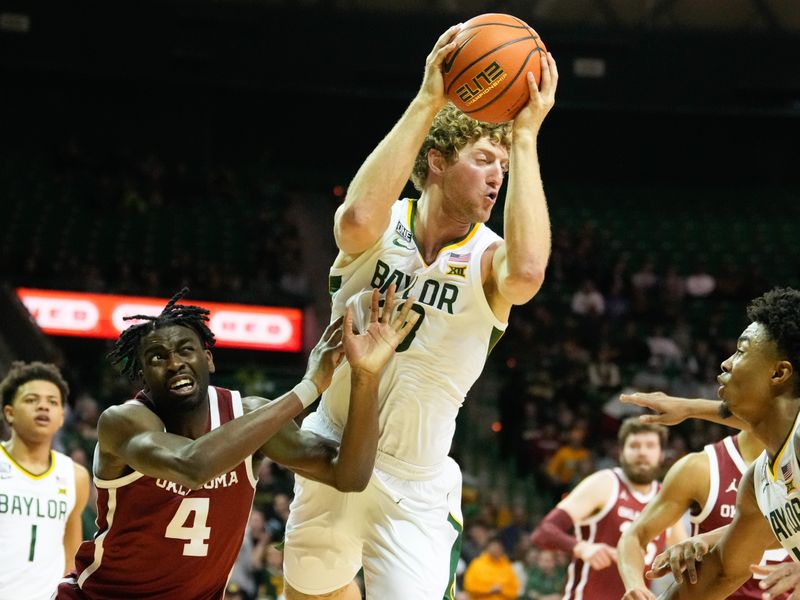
[292,378,320,408]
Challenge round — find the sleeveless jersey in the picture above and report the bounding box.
[0,445,76,600]
[73,387,257,600]
[562,468,664,600]
[693,435,790,599]
[318,198,507,476]
[754,411,800,563]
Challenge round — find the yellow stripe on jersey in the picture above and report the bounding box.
[0,443,55,480]
[770,409,800,481]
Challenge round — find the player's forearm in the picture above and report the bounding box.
[617,531,649,591]
[675,398,749,430]
[530,508,578,553]
[331,368,381,492]
[336,96,441,251]
[122,391,307,489]
[499,132,550,301]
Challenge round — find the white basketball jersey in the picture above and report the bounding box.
[0,444,76,600]
[754,411,800,562]
[318,198,507,474]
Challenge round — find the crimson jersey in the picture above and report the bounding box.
[692,435,790,600]
[73,387,257,600]
[562,468,665,600]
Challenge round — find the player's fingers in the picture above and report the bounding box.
[394,296,416,328]
[760,572,798,597]
[342,308,354,340]
[546,52,559,85]
[323,316,345,340]
[750,563,778,578]
[397,308,420,337]
[638,414,668,426]
[430,24,462,62]
[376,286,391,323]
[669,551,685,584]
[684,554,698,585]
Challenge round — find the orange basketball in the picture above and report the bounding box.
[442,13,547,123]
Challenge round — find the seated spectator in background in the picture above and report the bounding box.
[587,345,621,395]
[571,279,605,316]
[462,520,493,566]
[522,548,566,600]
[685,259,716,297]
[545,425,592,497]
[463,537,520,600]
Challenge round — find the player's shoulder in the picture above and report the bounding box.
[241,395,271,415]
[97,401,164,436]
[578,468,619,494]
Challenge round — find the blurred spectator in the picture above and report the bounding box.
[685,260,716,297]
[463,537,520,600]
[521,548,566,600]
[545,425,592,497]
[587,345,621,395]
[570,280,605,316]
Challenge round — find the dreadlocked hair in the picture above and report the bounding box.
[107,287,216,380]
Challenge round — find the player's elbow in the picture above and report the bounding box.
[502,268,546,304]
[334,470,371,493]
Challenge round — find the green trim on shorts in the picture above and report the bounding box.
[443,512,464,600]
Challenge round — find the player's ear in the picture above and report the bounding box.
[3,404,13,425]
[772,360,793,387]
[427,148,447,176]
[206,350,215,375]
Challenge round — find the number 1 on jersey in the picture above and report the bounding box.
[165,498,211,556]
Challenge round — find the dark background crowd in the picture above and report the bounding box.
[1,1,799,598]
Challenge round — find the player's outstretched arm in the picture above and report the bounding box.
[334,25,462,256]
[620,392,750,431]
[63,462,90,573]
[259,285,419,491]
[96,318,347,489]
[618,452,707,599]
[656,465,772,599]
[490,52,557,310]
[531,470,618,570]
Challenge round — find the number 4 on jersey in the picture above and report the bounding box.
[165,498,211,556]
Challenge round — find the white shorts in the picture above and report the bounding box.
[283,455,463,599]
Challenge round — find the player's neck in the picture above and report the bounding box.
[628,480,654,495]
[3,435,53,474]
[736,430,765,463]
[749,397,800,460]
[414,194,472,263]
[158,400,210,439]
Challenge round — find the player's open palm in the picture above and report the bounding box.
[343,285,419,375]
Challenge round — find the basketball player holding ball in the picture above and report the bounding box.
[283,21,558,600]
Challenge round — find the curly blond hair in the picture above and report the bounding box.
[410,103,512,192]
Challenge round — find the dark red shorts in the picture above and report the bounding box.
[53,575,88,600]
